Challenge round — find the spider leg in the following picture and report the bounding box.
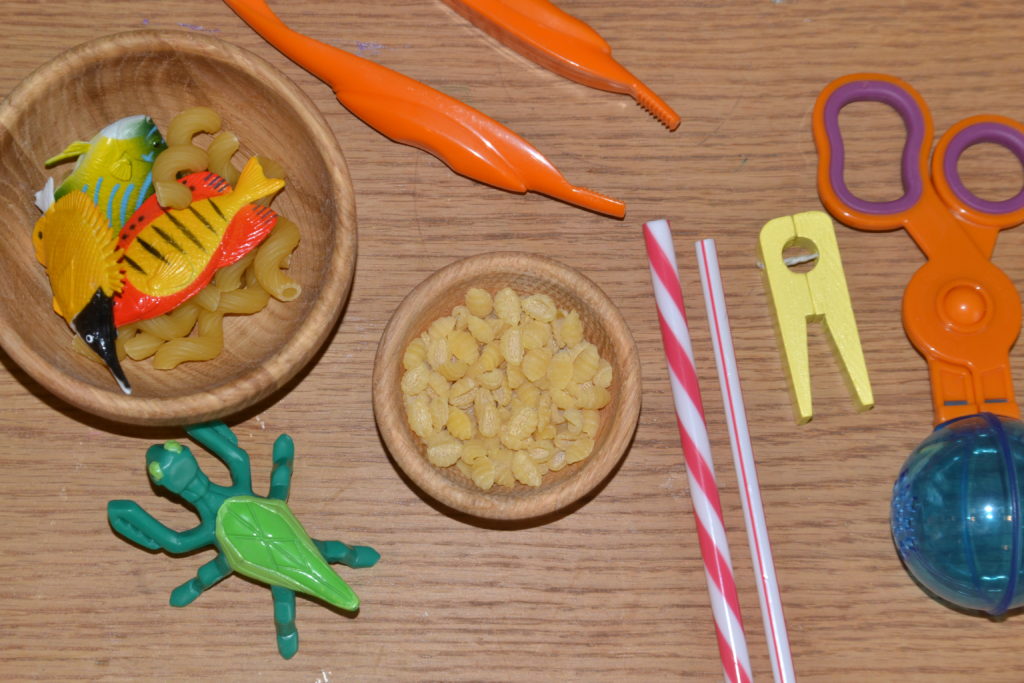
[185,422,252,489]
[314,538,381,569]
[268,434,294,501]
[169,553,232,607]
[271,585,299,659]
[107,500,208,553]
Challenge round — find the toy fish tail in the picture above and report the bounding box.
[216,204,279,266]
[233,157,285,205]
[34,177,56,213]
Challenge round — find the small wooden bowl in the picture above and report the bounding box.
[373,252,641,520]
[0,30,356,426]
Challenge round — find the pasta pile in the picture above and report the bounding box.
[401,287,614,490]
[73,107,301,370]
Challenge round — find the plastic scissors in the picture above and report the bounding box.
[812,73,1024,425]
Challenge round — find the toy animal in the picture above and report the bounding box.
[36,114,167,227]
[107,421,379,659]
[33,157,283,393]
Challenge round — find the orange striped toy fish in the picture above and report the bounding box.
[114,157,284,326]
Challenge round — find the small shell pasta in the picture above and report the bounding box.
[573,343,600,383]
[565,437,596,465]
[547,350,574,390]
[401,364,431,395]
[556,310,584,348]
[429,395,449,432]
[400,287,615,490]
[403,338,427,370]
[522,348,552,382]
[426,436,462,468]
[520,320,551,349]
[406,395,433,438]
[594,359,613,389]
[471,456,496,490]
[449,377,477,408]
[447,406,475,440]
[493,287,521,326]
[437,359,468,381]
[512,451,542,487]
[447,330,479,365]
[521,293,557,323]
[465,287,493,317]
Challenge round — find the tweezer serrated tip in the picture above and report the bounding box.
[634,85,680,131]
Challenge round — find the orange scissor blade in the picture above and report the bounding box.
[221,0,626,218]
[443,0,679,131]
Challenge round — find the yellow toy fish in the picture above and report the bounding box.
[37,115,167,229]
[33,192,129,393]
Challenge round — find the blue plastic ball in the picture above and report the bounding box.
[891,412,1024,614]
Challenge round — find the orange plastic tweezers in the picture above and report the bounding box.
[443,0,679,131]
[221,0,627,218]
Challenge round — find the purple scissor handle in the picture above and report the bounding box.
[934,115,1024,239]
[815,76,931,223]
[813,74,1024,255]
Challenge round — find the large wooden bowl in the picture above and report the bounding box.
[373,252,641,520]
[0,30,356,426]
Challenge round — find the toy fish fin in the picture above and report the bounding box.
[111,156,132,182]
[33,192,123,299]
[216,204,278,267]
[77,195,125,298]
[190,170,233,197]
[232,157,285,206]
[34,177,56,213]
[44,141,91,166]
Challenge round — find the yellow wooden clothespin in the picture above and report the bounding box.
[758,211,873,423]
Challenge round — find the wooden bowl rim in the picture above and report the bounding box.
[372,251,641,520]
[0,29,357,426]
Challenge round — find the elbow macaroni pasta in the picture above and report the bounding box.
[253,216,302,301]
[152,144,209,209]
[154,107,223,209]
[206,131,241,186]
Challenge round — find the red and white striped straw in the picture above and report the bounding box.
[698,238,794,683]
[643,219,752,683]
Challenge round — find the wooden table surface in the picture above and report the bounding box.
[3,1,1024,680]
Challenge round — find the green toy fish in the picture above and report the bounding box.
[36,115,167,229]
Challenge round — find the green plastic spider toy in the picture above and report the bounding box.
[107,421,379,659]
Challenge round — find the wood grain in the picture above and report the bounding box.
[2,0,1024,680]
[372,251,642,520]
